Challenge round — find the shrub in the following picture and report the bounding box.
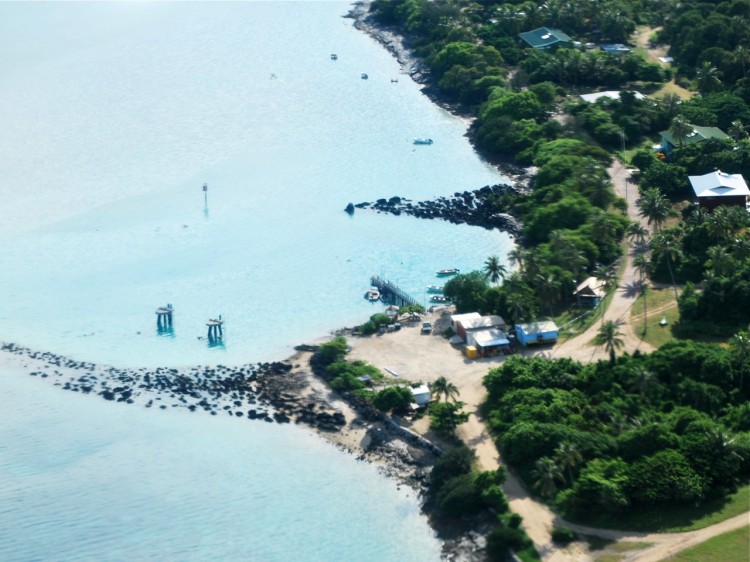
[436,473,482,517]
[373,386,413,414]
[551,526,577,545]
[506,513,523,529]
[486,527,527,561]
[429,446,475,491]
[317,336,348,365]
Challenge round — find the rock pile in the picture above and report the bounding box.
[2,342,346,433]
[352,184,523,237]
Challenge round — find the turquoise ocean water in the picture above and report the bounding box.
[0,2,512,560]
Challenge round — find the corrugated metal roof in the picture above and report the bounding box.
[519,27,572,48]
[689,170,749,198]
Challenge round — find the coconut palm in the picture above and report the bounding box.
[633,253,652,333]
[636,188,671,232]
[728,119,747,141]
[628,365,657,400]
[430,375,460,403]
[627,222,650,246]
[705,245,734,277]
[507,248,526,272]
[594,320,624,365]
[695,61,722,94]
[669,116,693,150]
[651,233,683,303]
[554,442,583,485]
[534,272,561,317]
[593,264,617,289]
[729,330,750,394]
[484,255,507,285]
[532,456,564,498]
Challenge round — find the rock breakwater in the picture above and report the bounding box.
[350,183,523,237]
[2,342,346,433]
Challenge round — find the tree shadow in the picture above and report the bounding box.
[622,279,646,298]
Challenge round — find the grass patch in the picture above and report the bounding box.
[665,525,749,562]
[608,541,654,552]
[652,80,694,100]
[594,555,623,562]
[568,484,750,533]
[630,286,680,347]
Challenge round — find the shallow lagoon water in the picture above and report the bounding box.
[0,2,512,560]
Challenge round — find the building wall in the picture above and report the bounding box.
[698,196,747,212]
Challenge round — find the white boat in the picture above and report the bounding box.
[426,285,444,294]
[436,268,459,276]
[430,295,447,303]
[365,287,380,302]
[413,138,433,145]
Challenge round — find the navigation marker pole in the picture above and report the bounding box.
[203,182,209,218]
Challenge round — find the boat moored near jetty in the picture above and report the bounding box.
[430,295,448,303]
[365,287,380,302]
[426,285,444,293]
[436,268,460,276]
[413,138,433,145]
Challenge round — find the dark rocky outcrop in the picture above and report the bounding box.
[352,183,523,238]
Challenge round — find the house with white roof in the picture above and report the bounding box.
[688,170,749,212]
[579,90,644,103]
[573,276,607,307]
[467,328,511,357]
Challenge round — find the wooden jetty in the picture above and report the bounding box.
[370,276,418,307]
[207,316,224,340]
[155,304,174,329]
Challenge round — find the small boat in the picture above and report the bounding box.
[436,268,460,276]
[361,73,368,80]
[365,287,380,302]
[413,138,433,145]
[331,54,338,60]
[426,285,444,294]
[430,295,448,303]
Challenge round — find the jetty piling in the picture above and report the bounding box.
[207,315,224,341]
[370,276,418,307]
[155,304,174,329]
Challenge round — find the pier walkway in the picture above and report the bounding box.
[370,276,418,307]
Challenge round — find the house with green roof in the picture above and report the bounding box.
[660,124,729,157]
[518,27,572,50]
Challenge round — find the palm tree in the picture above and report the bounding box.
[728,119,747,141]
[534,272,561,318]
[695,61,722,94]
[507,248,525,272]
[627,222,650,246]
[484,255,507,285]
[651,233,683,303]
[636,188,671,232]
[705,245,734,277]
[554,442,583,485]
[633,253,652,334]
[430,375,460,403]
[593,264,617,290]
[594,320,624,365]
[532,456,564,498]
[729,330,750,394]
[669,116,693,151]
[628,365,657,400]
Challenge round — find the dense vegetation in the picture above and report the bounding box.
[483,346,750,519]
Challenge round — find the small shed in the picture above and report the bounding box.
[574,276,607,307]
[518,27,572,50]
[411,384,431,407]
[515,321,559,346]
[450,312,482,340]
[689,170,749,212]
[468,329,511,357]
